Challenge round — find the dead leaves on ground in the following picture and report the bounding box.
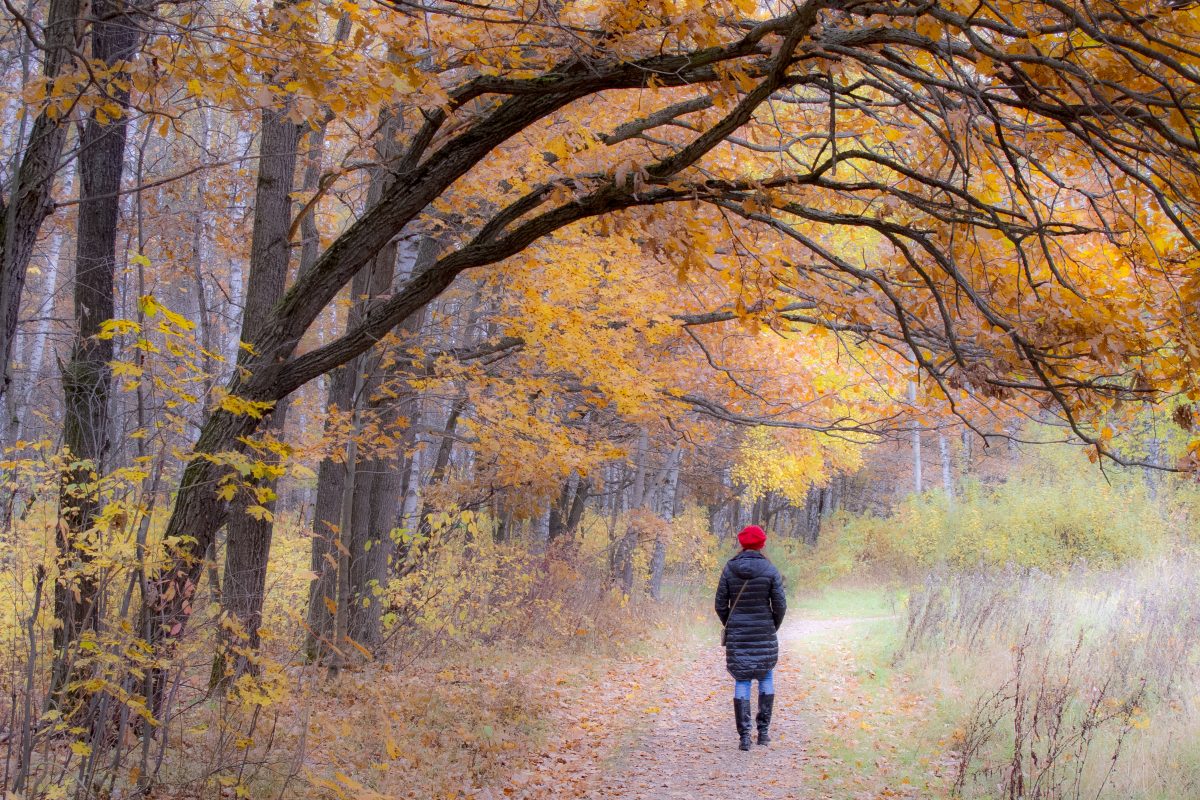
[302,619,957,800]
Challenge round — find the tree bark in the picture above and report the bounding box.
[305,246,410,657]
[214,95,302,684]
[909,379,922,495]
[343,234,432,652]
[938,432,953,502]
[802,486,828,546]
[399,397,465,570]
[547,476,573,542]
[343,261,409,653]
[305,359,353,659]
[6,165,72,448]
[615,530,636,595]
[219,12,355,671]
[305,81,422,656]
[188,107,217,398]
[648,447,681,601]
[532,508,551,554]
[0,0,84,399]
[346,455,403,650]
[614,431,649,591]
[548,473,588,543]
[960,428,973,492]
[328,369,362,681]
[564,478,588,536]
[52,0,140,697]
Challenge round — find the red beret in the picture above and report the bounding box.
[737,525,766,550]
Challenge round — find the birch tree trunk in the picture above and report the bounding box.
[648,446,682,601]
[8,165,72,447]
[960,428,973,489]
[938,432,953,502]
[188,107,217,398]
[909,379,922,495]
[614,430,649,593]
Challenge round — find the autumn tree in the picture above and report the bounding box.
[54,0,1191,691]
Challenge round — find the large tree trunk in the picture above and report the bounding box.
[802,485,828,546]
[343,244,405,653]
[217,15,355,677]
[615,531,636,595]
[547,477,573,543]
[0,0,84,399]
[52,0,140,697]
[750,494,766,527]
[548,474,588,544]
[305,88,418,658]
[346,453,403,651]
[216,415,289,683]
[303,257,395,659]
[564,478,588,536]
[305,358,354,659]
[214,96,302,684]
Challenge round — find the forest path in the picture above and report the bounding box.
[595,614,904,800]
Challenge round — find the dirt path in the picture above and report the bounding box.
[597,616,898,800]
[491,612,942,800]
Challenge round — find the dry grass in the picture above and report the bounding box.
[900,556,1200,799]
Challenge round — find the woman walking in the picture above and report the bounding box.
[715,524,787,751]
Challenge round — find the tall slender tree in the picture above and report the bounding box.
[53,0,144,695]
[0,0,84,398]
[215,12,305,680]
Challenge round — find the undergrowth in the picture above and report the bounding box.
[811,445,1197,577]
[0,494,714,800]
[899,558,1200,799]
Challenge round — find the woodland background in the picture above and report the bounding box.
[3,0,1200,797]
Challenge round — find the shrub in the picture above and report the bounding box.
[814,445,1179,575]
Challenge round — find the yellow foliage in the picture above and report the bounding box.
[815,446,1180,577]
[732,426,861,505]
[213,387,276,419]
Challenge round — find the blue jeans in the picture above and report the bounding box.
[734,670,774,700]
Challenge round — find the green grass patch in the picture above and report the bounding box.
[793,581,906,619]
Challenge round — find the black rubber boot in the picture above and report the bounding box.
[735,698,752,750]
[756,693,775,746]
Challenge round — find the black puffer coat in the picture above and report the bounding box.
[715,550,787,680]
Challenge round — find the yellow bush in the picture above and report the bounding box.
[386,509,635,650]
[815,445,1176,575]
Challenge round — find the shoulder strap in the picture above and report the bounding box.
[723,575,750,626]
